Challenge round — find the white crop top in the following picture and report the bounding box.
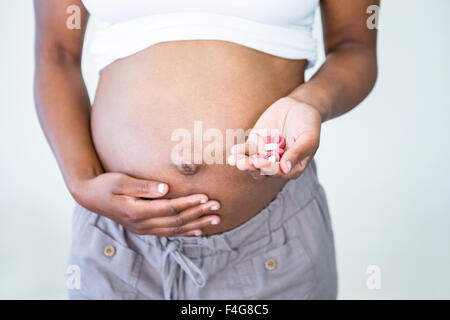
[81,0,319,73]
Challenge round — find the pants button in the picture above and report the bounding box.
[265,258,277,271]
[104,245,116,257]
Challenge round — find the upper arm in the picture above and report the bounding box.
[34,0,89,64]
[320,0,379,54]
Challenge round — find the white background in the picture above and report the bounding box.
[0,1,449,299]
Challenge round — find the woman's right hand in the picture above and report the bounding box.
[70,172,221,237]
[34,2,221,238]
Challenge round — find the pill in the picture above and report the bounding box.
[278,137,286,149]
[264,135,286,163]
[264,143,278,151]
[265,152,280,161]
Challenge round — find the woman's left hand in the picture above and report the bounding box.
[228,96,322,179]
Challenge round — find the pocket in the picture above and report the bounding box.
[233,234,317,299]
[68,223,143,300]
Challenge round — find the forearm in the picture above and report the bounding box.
[34,55,103,193]
[289,41,378,122]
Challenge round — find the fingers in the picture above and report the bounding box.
[171,214,220,234]
[136,201,222,237]
[143,214,221,237]
[228,141,258,167]
[236,155,258,172]
[229,136,279,177]
[122,196,222,236]
[230,134,266,159]
[230,141,259,156]
[229,131,318,179]
[164,194,212,213]
[229,133,275,175]
[228,154,266,181]
[110,173,169,198]
[139,200,221,230]
[247,131,267,154]
[178,229,204,237]
[280,133,318,177]
[253,157,281,176]
[129,194,209,220]
[228,139,264,173]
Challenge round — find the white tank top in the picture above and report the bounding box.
[81,0,319,72]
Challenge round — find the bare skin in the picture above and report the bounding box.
[91,41,304,234]
[34,0,378,237]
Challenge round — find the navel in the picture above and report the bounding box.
[175,162,201,175]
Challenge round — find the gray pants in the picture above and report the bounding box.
[67,160,337,300]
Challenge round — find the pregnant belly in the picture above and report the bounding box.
[91,40,306,235]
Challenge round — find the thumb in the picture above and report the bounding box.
[280,135,318,175]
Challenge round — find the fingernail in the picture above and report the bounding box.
[286,161,292,172]
[211,219,219,225]
[194,230,202,236]
[211,205,219,211]
[200,199,207,204]
[158,183,166,194]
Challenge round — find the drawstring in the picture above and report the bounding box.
[161,239,206,300]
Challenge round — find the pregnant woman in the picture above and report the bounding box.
[34,0,378,299]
